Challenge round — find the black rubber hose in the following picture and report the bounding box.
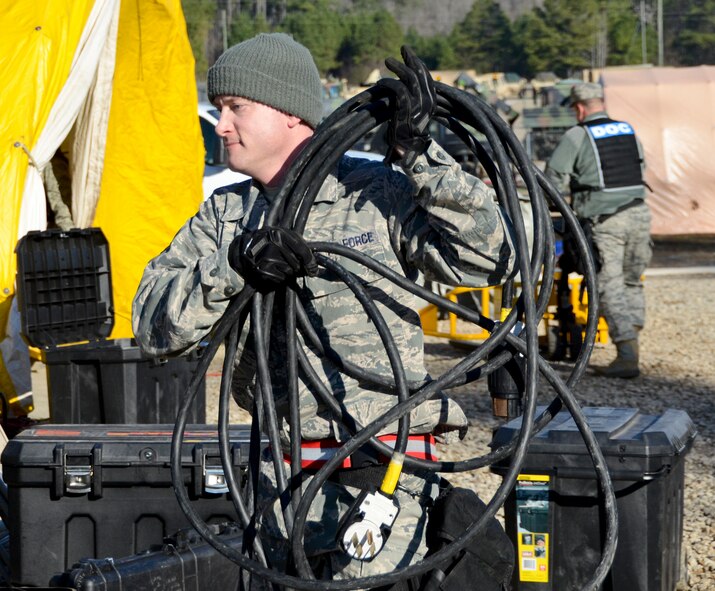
[218,316,268,564]
[251,294,295,533]
[169,78,617,591]
[219,317,281,591]
[175,235,604,588]
[286,289,303,516]
[296,91,616,584]
[288,111,546,579]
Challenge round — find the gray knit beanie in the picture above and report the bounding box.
[207,33,323,128]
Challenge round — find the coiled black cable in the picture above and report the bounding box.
[170,81,618,590]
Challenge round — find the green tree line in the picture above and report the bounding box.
[183,0,715,81]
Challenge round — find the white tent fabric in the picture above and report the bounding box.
[72,0,120,228]
[17,0,119,237]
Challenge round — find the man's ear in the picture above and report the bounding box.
[575,103,586,121]
[286,114,303,129]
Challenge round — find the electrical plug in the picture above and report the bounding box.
[339,490,400,561]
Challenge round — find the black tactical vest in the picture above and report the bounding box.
[581,117,644,191]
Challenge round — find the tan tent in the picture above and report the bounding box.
[601,66,715,236]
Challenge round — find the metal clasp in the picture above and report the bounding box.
[64,464,93,494]
[203,465,229,494]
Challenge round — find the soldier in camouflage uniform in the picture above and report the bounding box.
[133,33,515,586]
[546,82,651,379]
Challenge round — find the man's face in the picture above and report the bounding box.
[213,95,296,185]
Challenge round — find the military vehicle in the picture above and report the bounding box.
[522,106,577,163]
[522,78,582,163]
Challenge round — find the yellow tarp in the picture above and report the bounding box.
[0,1,96,403]
[94,0,204,338]
[0,0,204,402]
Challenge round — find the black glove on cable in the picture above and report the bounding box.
[228,227,318,292]
[377,45,436,167]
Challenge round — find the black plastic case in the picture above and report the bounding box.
[491,406,697,591]
[15,228,114,347]
[52,524,244,590]
[1,424,258,586]
[42,337,206,424]
[15,228,205,424]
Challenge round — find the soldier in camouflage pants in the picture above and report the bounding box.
[546,82,651,379]
[133,33,515,587]
[591,205,652,345]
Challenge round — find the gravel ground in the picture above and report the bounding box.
[205,270,715,590]
[423,271,715,591]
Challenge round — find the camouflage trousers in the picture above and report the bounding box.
[591,202,652,344]
[253,449,441,590]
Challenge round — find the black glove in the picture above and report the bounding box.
[377,46,436,167]
[228,227,318,292]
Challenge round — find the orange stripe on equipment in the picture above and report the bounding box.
[283,434,437,469]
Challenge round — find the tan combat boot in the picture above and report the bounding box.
[596,339,640,379]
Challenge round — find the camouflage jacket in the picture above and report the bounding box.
[133,141,515,443]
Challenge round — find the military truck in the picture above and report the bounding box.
[522,106,577,163]
[522,78,581,163]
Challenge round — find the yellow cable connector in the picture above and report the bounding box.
[380,452,404,496]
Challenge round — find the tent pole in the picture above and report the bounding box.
[640,0,647,65]
[657,0,664,66]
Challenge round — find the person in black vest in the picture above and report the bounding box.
[546,82,651,378]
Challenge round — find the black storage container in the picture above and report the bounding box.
[42,337,205,424]
[491,406,696,591]
[15,228,205,424]
[1,423,259,586]
[52,523,243,590]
